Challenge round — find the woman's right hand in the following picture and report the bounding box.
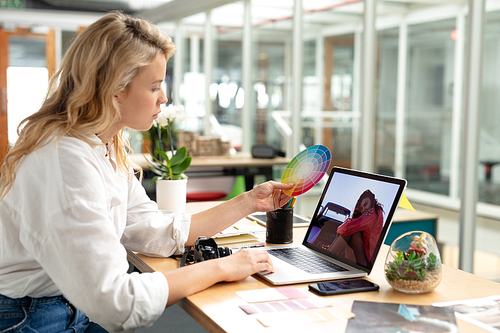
[248,181,294,213]
[163,248,275,307]
[217,249,275,282]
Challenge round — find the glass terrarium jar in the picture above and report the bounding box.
[385,231,442,294]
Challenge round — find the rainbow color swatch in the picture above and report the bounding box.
[281,145,331,197]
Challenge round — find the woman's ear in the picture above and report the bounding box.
[115,92,123,103]
[115,87,128,103]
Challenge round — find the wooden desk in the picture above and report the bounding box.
[127,202,500,333]
[129,153,290,191]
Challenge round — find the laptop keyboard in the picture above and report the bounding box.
[267,248,348,274]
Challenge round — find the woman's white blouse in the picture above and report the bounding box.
[0,135,191,332]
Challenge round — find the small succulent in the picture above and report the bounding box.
[385,233,438,282]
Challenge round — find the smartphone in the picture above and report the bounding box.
[308,279,379,296]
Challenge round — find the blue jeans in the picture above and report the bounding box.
[0,294,108,333]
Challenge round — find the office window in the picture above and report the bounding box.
[479,10,500,205]
[243,0,292,151]
[178,12,208,134]
[302,40,317,148]
[376,28,399,176]
[8,37,48,145]
[323,35,355,169]
[253,41,287,148]
[405,19,456,196]
[211,2,246,147]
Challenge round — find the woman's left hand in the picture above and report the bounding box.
[249,181,294,212]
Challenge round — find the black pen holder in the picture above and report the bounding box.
[266,207,293,244]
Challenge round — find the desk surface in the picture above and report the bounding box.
[129,202,500,333]
[129,152,290,170]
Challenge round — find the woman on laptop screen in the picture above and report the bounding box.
[328,190,384,266]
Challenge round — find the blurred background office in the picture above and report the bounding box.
[1,0,499,282]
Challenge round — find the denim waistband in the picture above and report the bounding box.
[0,294,66,307]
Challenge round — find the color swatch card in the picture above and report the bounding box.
[236,286,307,303]
[256,308,355,328]
[239,298,332,315]
[281,145,331,197]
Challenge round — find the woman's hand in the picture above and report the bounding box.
[218,249,276,282]
[249,181,293,212]
[164,248,275,306]
[188,181,292,245]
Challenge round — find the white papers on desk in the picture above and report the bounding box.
[213,220,265,249]
[433,295,500,333]
[215,234,265,249]
[214,220,264,237]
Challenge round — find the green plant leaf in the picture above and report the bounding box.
[149,175,161,185]
[149,166,169,178]
[416,269,428,281]
[155,150,172,167]
[149,152,166,169]
[171,156,192,175]
[171,146,188,166]
[428,252,437,270]
[145,153,159,168]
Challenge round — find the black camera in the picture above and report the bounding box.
[181,236,232,266]
[193,237,232,262]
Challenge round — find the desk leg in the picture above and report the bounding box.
[245,175,253,192]
[263,168,273,183]
[244,167,273,191]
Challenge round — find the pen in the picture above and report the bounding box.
[289,197,297,208]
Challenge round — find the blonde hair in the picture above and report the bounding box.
[0,11,176,199]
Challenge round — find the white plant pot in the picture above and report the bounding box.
[156,178,187,214]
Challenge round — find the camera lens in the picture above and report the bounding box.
[218,247,232,258]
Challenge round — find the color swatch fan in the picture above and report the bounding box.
[281,145,331,197]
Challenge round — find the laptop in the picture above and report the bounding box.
[256,166,407,285]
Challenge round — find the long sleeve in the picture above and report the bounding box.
[0,136,178,331]
[337,209,378,236]
[337,208,383,261]
[121,174,190,257]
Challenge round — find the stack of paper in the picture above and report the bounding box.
[213,220,266,249]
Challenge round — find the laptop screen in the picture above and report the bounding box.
[303,167,406,272]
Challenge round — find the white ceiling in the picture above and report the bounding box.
[34,0,174,12]
[0,0,475,34]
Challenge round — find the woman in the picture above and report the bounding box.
[328,190,384,266]
[0,12,292,332]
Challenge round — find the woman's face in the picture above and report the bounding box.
[359,197,373,214]
[115,53,168,131]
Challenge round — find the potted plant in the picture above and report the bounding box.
[146,104,191,213]
[384,231,442,294]
[148,146,191,182]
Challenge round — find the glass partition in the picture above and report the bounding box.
[181,12,208,133]
[376,28,399,177]
[404,19,456,196]
[250,7,290,151]
[479,10,500,205]
[8,37,48,145]
[322,35,355,169]
[138,1,500,213]
[211,1,245,151]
